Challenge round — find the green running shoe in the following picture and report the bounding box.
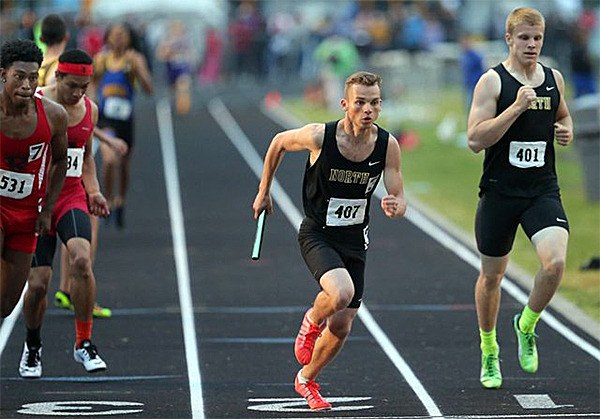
[92,303,112,319]
[55,291,112,318]
[513,314,538,373]
[54,291,74,311]
[480,353,502,389]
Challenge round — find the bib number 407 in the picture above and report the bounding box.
[326,198,367,227]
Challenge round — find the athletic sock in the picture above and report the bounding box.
[518,305,541,334]
[75,319,93,348]
[297,369,309,384]
[26,327,41,348]
[479,328,499,356]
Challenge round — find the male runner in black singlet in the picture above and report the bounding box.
[467,7,573,389]
[253,71,406,410]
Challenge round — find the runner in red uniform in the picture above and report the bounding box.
[0,39,68,319]
[19,49,110,378]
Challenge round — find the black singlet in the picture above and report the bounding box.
[302,120,389,231]
[478,63,560,197]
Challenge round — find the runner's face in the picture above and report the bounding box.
[57,74,91,106]
[344,84,382,129]
[506,23,544,65]
[2,61,39,105]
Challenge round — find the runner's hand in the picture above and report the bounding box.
[253,193,272,219]
[88,192,110,218]
[381,195,406,218]
[554,122,572,146]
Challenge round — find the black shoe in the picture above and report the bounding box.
[581,257,600,271]
[115,206,125,229]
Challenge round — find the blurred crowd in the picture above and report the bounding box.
[1,0,598,100]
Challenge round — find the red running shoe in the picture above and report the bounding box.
[294,372,332,411]
[294,308,326,365]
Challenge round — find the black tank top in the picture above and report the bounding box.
[302,120,389,230]
[479,63,560,197]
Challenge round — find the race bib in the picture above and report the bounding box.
[326,197,367,227]
[66,147,84,177]
[509,141,546,168]
[0,169,34,199]
[103,97,132,120]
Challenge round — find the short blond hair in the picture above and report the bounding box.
[344,71,382,97]
[506,7,545,35]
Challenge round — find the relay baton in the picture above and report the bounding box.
[251,210,267,260]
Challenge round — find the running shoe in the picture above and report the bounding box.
[93,303,112,318]
[55,291,112,319]
[513,314,538,373]
[19,342,42,378]
[73,340,107,372]
[294,308,326,365]
[480,352,502,389]
[54,290,73,310]
[294,371,332,411]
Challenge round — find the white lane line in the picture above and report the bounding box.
[265,103,600,362]
[156,98,204,419]
[209,97,443,418]
[258,415,599,419]
[0,285,26,357]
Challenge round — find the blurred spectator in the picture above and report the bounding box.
[199,27,223,86]
[314,34,360,110]
[571,27,598,98]
[73,10,104,58]
[460,33,485,112]
[228,1,266,80]
[37,14,69,87]
[17,9,37,41]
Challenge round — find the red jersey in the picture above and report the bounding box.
[0,93,52,211]
[51,95,93,226]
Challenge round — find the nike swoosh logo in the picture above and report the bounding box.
[368,161,380,166]
[546,86,555,91]
[556,217,567,223]
[82,127,91,131]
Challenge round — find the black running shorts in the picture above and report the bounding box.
[32,209,92,267]
[297,218,367,308]
[475,190,569,257]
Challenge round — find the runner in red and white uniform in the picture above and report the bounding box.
[0,39,68,319]
[19,49,110,378]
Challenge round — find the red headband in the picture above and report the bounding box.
[57,62,93,76]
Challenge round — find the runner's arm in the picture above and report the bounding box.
[252,123,324,219]
[467,69,533,153]
[37,101,68,234]
[83,103,109,217]
[552,69,573,147]
[381,135,406,218]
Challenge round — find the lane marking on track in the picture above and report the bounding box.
[18,401,143,416]
[156,98,204,419]
[209,97,443,418]
[0,284,27,357]
[248,396,373,412]
[264,102,600,362]
[2,374,180,382]
[259,415,599,419]
[514,394,574,409]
